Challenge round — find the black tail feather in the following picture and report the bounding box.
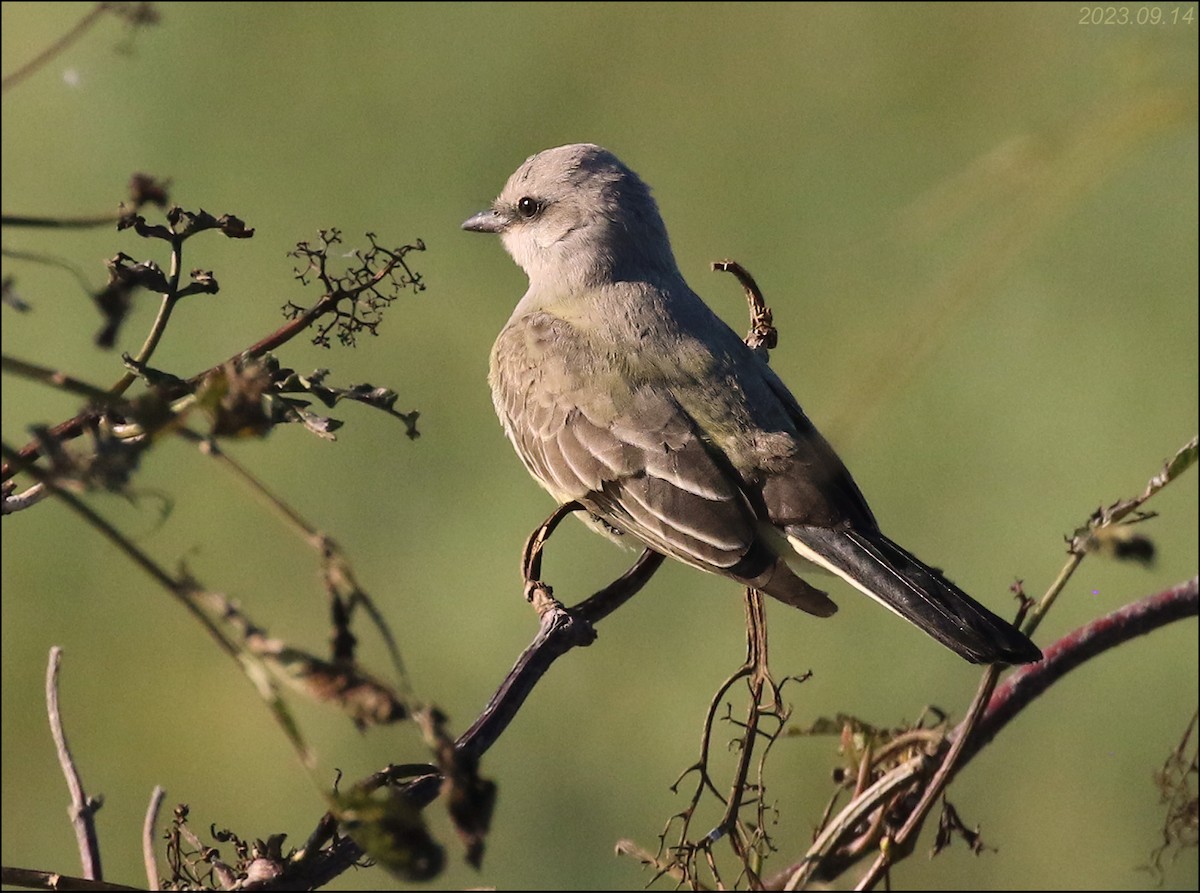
[786,525,1041,665]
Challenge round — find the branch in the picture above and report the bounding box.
[2,3,110,94]
[241,533,667,890]
[775,577,1198,889]
[45,648,103,881]
[459,503,665,761]
[141,787,165,891]
[0,229,423,485]
[958,576,1199,761]
[852,666,1000,890]
[0,867,141,891]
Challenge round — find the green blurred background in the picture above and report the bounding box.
[2,2,1197,890]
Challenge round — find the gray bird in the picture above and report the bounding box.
[463,143,1040,665]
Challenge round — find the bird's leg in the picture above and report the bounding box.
[519,500,667,624]
[519,500,583,610]
[455,517,665,762]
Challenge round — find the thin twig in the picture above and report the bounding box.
[189,435,410,688]
[853,666,1000,890]
[108,234,185,397]
[0,235,422,485]
[776,577,1198,889]
[0,3,109,94]
[713,260,777,357]
[2,355,128,405]
[142,786,165,891]
[1,211,125,230]
[857,577,1199,888]
[782,756,927,891]
[4,447,237,659]
[0,866,141,891]
[1025,435,1196,638]
[45,648,103,881]
[1,245,96,293]
[572,547,666,625]
[2,481,48,513]
[723,591,776,885]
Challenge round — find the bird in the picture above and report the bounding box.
[463,143,1041,665]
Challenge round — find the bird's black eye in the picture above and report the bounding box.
[516,196,541,218]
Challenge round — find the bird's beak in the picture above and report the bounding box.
[462,208,508,233]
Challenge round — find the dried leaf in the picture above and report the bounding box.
[335,788,445,882]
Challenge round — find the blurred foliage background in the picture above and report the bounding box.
[2,2,1197,890]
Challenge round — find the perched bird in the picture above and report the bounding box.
[463,143,1040,665]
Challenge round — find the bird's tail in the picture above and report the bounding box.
[784,525,1041,665]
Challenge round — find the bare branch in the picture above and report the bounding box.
[142,786,165,891]
[960,577,1199,761]
[45,648,103,881]
[0,866,141,891]
[0,3,159,95]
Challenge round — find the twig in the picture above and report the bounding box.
[777,577,1198,889]
[2,482,48,513]
[1,234,424,485]
[1,245,96,293]
[782,756,928,891]
[1025,435,1196,638]
[457,505,664,761]
[856,577,1199,888]
[572,546,667,626]
[0,866,141,891]
[713,260,777,357]
[2,355,128,405]
[456,592,597,763]
[853,595,1036,888]
[0,3,109,94]
[107,234,187,397]
[189,435,410,688]
[142,786,165,891]
[242,540,667,890]
[4,442,323,773]
[853,666,1001,890]
[957,577,1199,762]
[717,589,775,880]
[5,448,238,659]
[1,212,125,230]
[45,648,103,881]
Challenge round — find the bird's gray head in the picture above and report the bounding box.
[462,143,681,290]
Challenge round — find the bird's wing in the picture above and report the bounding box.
[753,363,878,531]
[490,309,836,616]
[492,312,754,568]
